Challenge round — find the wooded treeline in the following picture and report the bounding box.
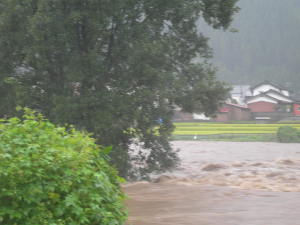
[199,0,300,93]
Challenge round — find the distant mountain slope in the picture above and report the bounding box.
[198,0,300,93]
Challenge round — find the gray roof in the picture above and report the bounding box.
[231,85,252,97]
[250,80,289,92]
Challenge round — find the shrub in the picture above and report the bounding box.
[277,126,300,143]
[0,109,127,225]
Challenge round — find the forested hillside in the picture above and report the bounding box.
[199,0,300,93]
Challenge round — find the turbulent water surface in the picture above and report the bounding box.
[124,141,300,225]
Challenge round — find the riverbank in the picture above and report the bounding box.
[171,133,277,142]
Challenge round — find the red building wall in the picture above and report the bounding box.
[248,101,277,113]
[215,105,251,121]
[214,112,229,122]
[294,104,300,116]
[230,108,252,121]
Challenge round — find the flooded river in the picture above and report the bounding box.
[124,141,300,225]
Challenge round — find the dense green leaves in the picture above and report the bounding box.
[0,0,238,177]
[277,126,300,143]
[0,109,126,225]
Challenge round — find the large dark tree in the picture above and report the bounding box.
[0,0,239,178]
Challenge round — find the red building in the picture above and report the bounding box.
[214,103,252,122]
[214,81,300,122]
[248,101,277,112]
[244,81,300,121]
[174,82,300,122]
[294,103,300,116]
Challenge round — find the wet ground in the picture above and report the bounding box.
[124,141,300,225]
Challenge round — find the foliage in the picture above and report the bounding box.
[277,126,300,143]
[0,109,126,225]
[0,0,239,178]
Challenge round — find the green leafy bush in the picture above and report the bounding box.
[277,126,300,143]
[0,109,127,225]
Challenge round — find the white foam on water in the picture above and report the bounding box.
[148,142,300,192]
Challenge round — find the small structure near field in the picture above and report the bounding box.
[214,103,251,122]
[214,81,300,122]
[173,81,300,122]
[244,81,300,121]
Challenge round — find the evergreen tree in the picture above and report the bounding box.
[0,0,238,178]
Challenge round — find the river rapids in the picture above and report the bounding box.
[124,141,300,225]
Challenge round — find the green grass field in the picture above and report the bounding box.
[173,123,300,135]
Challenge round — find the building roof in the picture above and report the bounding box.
[291,93,300,103]
[226,102,249,109]
[224,102,250,110]
[250,80,289,92]
[231,85,252,105]
[231,85,252,96]
[246,93,293,104]
[264,89,295,102]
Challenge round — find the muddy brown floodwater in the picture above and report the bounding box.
[123,141,300,225]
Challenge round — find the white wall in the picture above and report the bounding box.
[193,113,210,120]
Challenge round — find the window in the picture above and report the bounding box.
[298,107,300,111]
